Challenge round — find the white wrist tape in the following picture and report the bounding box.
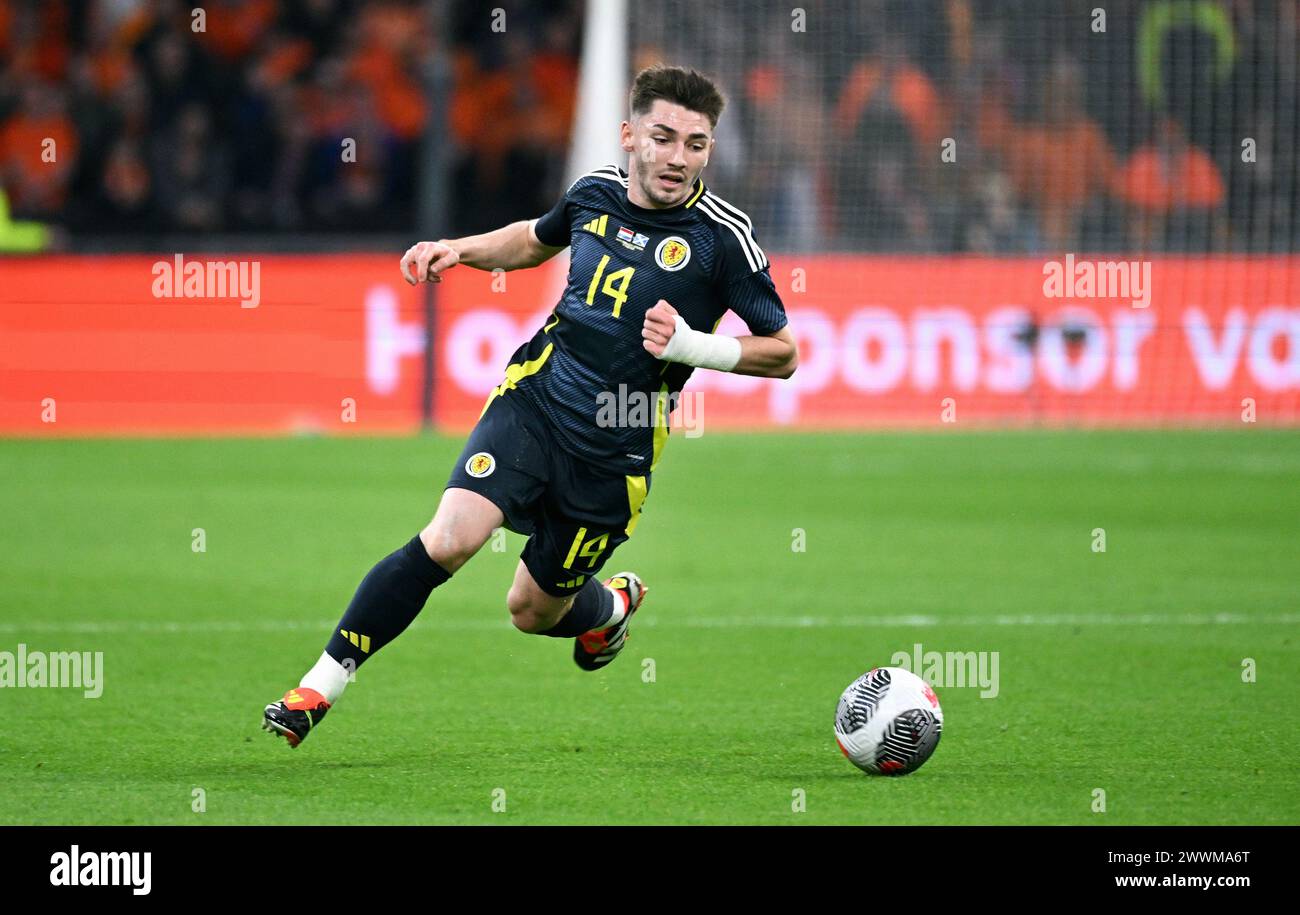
[657,315,742,372]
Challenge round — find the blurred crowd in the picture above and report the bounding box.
[636,0,1300,253]
[0,0,578,239]
[2,0,1297,253]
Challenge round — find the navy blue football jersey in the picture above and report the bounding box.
[486,164,788,477]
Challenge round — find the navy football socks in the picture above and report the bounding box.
[325,535,451,670]
[539,576,615,638]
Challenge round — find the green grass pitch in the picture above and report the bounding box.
[1,429,1297,825]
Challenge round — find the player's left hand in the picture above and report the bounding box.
[642,299,679,357]
[400,240,459,285]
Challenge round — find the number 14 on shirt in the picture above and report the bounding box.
[585,254,635,317]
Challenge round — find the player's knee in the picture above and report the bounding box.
[508,606,552,634]
[508,609,548,634]
[419,524,480,573]
[506,589,540,632]
[506,586,561,633]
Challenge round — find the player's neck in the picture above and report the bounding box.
[625,177,664,211]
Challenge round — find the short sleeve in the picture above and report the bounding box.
[707,200,786,334]
[532,193,571,248]
[726,267,788,336]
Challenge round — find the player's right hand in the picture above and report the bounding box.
[400,240,460,285]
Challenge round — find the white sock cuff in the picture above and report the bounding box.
[300,651,350,705]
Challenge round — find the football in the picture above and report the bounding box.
[835,667,944,776]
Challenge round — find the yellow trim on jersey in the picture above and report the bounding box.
[478,343,555,418]
[622,384,671,532]
[543,312,560,333]
[650,382,670,472]
[683,180,706,208]
[625,475,648,536]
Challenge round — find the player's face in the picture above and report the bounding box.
[621,100,714,208]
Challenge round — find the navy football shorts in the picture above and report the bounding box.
[445,392,650,598]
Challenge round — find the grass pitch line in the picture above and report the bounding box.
[1,612,1296,635]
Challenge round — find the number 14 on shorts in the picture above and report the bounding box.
[563,527,609,570]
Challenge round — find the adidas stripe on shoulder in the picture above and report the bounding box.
[697,191,768,274]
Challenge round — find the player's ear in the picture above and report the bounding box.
[619,120,634,152]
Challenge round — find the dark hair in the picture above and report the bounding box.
[629,65,726,129]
